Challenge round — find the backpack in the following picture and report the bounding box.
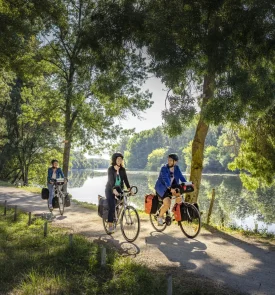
[64,193,71,207]
[98,195,109,219]
[173,203,198,222]
[41,188,49,200]
[144,194,158,214]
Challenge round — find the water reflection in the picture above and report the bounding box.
[67,169,275,234]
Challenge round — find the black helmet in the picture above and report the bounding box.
[168,153,179,161]
[112,152,124,163]
[51,159,58,165]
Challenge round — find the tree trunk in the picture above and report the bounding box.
[185,74,214,203]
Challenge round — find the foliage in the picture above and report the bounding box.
[229,108,275,190]
[146,148,167,171]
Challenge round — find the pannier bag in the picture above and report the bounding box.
[98,195,109,219]
[65,193,71,207]
[173,203,198,222]
[52,196,59,208]
[41,188,49,200]
[144,194,158,214]
[181,182,195,193]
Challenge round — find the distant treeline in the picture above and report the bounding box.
[71,152,109,170]
[115,124,239,173]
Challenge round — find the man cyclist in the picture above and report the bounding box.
[47,159,65,210]
[155,153,187,225]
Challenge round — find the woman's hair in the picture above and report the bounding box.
[111,152,124,167]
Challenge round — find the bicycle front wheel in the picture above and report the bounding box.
[120,206,140,243]
[58,194,65,216]
[150,212,167,232]
[179,203,201,238]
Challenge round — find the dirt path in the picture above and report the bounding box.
[1,186,275,295]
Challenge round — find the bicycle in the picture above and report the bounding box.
[102,186,140,243]
[150,191,201,239]
[48,178,67,216]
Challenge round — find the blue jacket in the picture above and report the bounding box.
[47,167,64,183]
[155,164,187,197]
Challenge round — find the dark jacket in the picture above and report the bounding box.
[47,167,64,183]
[155,164,187,197]
[105,166,130,191]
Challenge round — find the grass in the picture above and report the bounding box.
[20,186,42,194]
[0,206,244,295]
[203,223,275,242]
[72,198,98,210]
[0,206,166,295]
[0,180,14,187]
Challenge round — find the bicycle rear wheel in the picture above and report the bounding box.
[179,203,201,238]
[58,194,65,216]
[120,206,140,242]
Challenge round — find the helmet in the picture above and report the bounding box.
[112,152,124,163]
[51,159,59,165]
[168,153,179,161]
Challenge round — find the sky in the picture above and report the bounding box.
[116,76,167,132]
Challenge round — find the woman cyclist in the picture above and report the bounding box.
[47,159,65,210]
[105,152,132,233]
[155,153,187,225]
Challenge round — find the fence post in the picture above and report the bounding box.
[69,234,73,247]
[28,212,32,226]
[4,200,7,216]
[44,221,48,237]
[167,275,172,295]
[14,205,17,221]
[207,189,215,224]
[101,247,106,266]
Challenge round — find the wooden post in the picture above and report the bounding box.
[207,189,215,224]
[4,200,7,216]
[167,275,172,295]
[28,212,32,226]
[44,221,48,237]
[14,205,17,221]
[69,234,73,246]
[101,247,106,266]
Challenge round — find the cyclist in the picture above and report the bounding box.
[155,153,187,225]
[105,152,132,233]
[47,159,65,210]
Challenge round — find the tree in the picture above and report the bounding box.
[0,73,62,185]
[229,107,275,190]
[146,148,167,171]
[39,0,152,180]
[136,0,275,202]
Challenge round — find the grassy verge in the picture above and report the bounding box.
[0,180,14,187]
[0,206,243,295]
[0,206,166,295]
[203,223,275,242]
[72,199,98,210]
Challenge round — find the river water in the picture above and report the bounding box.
[68,169,275,234]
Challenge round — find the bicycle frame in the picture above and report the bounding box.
[113,191,131,227]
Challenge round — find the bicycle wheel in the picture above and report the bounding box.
[103,217,111,235]
[179,203,201,238]
[120,206,140,243]
[58,193,65,216]
[149,212,167,232]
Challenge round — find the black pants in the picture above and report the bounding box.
[105,188,116,223]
